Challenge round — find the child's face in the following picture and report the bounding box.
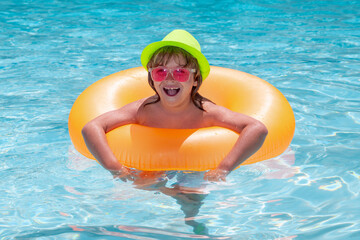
[152,54,198,109]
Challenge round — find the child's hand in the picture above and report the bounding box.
[204,169,229,182]
[110,166,137,182]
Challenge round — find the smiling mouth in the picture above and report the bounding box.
[163,87,180,96]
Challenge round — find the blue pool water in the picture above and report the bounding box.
[1,0,360,239]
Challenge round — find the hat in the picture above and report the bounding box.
[141,29,210,80]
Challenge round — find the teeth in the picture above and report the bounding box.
[163,87,180,96]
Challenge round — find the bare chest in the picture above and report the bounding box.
[137,104,208,129]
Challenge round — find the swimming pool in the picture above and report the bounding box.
[1,0,359,239]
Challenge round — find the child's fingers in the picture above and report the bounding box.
[112,168,137,182]
[115,174,134,182]
[204,170,228,182]
[125,173,136,181]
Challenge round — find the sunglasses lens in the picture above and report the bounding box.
[173,68,190,82]
[151,67,167,81]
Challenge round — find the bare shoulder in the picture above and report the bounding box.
[108,98,146,117]
[202,101,261,132]
[89,97,152,132]
[202,101,238,121]
[140,95,158,106]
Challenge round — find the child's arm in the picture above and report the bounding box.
[203,104,268,181]
[81,101,142,181]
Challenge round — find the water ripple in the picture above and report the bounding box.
[1,0,360,239]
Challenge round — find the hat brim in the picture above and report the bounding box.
[141,40,210,80]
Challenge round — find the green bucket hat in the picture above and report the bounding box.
[141,29,210,80]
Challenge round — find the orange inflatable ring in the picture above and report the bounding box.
[68,66,295,171]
